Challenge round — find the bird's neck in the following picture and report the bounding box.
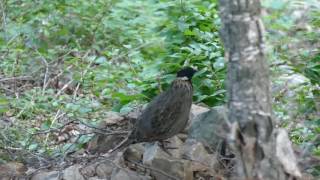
[176,77,189,81]
[172,78,193,91]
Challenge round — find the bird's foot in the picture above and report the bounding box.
[156,141,178,156]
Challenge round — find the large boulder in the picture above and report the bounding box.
[188,106,228,151]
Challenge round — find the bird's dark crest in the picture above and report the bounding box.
[176,67,197,80]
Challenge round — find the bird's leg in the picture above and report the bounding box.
[155,141,172,156]
[159,140,178,149]
[107,136,132,154]
[156,139,180,157]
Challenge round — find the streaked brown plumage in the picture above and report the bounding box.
[109,67,197,153]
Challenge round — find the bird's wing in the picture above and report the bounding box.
[135,89,172,137]
[133,78,193,142]
[156,86,191,133]
[136,84,191,140]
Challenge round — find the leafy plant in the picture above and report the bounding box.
[0,0,225,159]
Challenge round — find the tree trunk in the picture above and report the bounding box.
[218,0,301,179]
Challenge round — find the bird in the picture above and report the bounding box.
[109,67,197,153]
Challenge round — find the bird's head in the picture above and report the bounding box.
[176,67,197,80]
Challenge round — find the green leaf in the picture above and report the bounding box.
[40,120,52,130]
[95,56,107,64]
[28,143,38,151]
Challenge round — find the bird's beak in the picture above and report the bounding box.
[192,67,198,76]
[190,66,198,74]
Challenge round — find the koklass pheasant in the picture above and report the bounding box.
[110,67,197,152]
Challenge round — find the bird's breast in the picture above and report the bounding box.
[172,79,193,95]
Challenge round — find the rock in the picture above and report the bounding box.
[0,162,27,177]
[87,135,125,154]
[111,168,143,180]
[31,171,60,180]
[86,111,129,154]
[190,104,210,118]
[277,74,309,90]
[113,151,126,167]
[143,143,193,180]
[166,136,184,158]
[188,106,228,151]
[88,177,104,180]
[184,104,210,132]
[182,139,217,168]
[80,163,96,178]
[63,165,85,180]
[143,143,170,164]
[104,112,124,125]
[275,129,302,178]
[123,143,145,162]
[125,107,143,121]
[96,162,115,179]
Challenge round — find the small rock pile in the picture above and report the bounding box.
[15,105,231,180]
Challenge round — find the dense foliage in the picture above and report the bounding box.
[264,0,320,175]
[0,0,225,160]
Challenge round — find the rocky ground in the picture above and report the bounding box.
[0,105,233,180]
[1,104,317,179]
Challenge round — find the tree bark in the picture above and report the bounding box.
[218,0,301,179]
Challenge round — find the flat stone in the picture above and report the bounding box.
[166,136,184,158]
[104,112,124,125]
[190,104,210,117]
[123,143,145,162]
[31,171,60,180]
[96,162,115,178]
[143,143,193,180]
[111,168,143,180]
[63,165,85,180]
[182,139,217,168]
